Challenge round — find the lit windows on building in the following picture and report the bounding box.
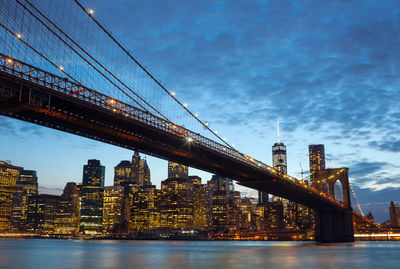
[272,142,287,174]
[160,178,193,229]
[193,183,207,230]
[0,161,23,232]
[54,182,80,235]
[80,159,105,235]
[130,185,160,232]
[167,161,188,179]
[102,186,125,234]
[26,194,60,234]
[10,170,38,232]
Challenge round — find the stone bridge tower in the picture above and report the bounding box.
[313,168,354,242]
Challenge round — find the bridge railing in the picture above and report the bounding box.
[0,53,344,208]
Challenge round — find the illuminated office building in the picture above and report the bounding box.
[114,160,132,188]
[130,185,160,232]
[137,158,151,186]
[54,183,80,235]
[272,144,287,174]
[102,186,125,234]
[192,181,207,230]
[259,124,287,204]
[80,159,105,235]
[207,175,235,231]
[26,194,60,234]
[265,200,284,231]
[168,161,188,179]
[207,175,234,194]
[0,161,23,232]
[10,170,38,232]
[114,152,151,188]
[309,144,326,182]
[210,190,229,231]
[160,177,193,229]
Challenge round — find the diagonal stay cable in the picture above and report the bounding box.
[18,0,172,121]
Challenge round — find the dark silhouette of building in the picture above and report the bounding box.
[26,194,60,234]
[80,159,105,235]
[10,170,38,232]
[389,201,400,227]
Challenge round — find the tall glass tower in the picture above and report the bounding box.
[80,159,105,235]
[309,144,326,192]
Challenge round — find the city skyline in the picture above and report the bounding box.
[1,0,400,224]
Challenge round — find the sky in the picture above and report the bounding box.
[1,0,400,222]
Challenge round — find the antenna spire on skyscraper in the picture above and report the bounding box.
[277,120,280,143]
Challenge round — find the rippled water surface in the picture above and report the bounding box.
[0,239,399,269]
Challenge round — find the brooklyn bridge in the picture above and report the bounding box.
[0,0,378,242]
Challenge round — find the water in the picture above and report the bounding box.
[0,239,399,269]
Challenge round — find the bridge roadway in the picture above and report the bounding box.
[0,53,345,214]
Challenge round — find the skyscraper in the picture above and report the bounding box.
[0,161,23,232]
[102,186,125,234]
[54,182,80,235]
[137,158,151,186]
[26,194,60,234]
[130,185,160,232]
[114,152,151,188]
[10,170,38,232]
[114,160,132,188]
[80,159,105,235]
[309,144,326,192]
[160,177,193,229]
[168,161,188,179]
[272,121,287,173]
[309,144,326,180]
[259,121,287,204]
[389,201,400,227]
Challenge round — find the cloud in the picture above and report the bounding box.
[369,140,400,153]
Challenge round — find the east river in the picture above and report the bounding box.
[0,239,399,269]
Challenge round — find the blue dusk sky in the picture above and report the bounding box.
[1,0,400,222]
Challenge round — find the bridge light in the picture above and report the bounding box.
[113,108,116,112]
[204,122,209,126]
[183,103,187,107]
[7,58,12,63]
[172,125,177,129]
[187,137,193,142]
[171,92,176,96]
[194,113,198,117]
[214,130,218,134]
[109,99,115,104]
[16,33,21,39]
[59,66,64,71]
[88,9,94,15]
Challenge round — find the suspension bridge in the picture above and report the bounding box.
[0,0,377,242]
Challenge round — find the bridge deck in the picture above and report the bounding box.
[0,54,346,212]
